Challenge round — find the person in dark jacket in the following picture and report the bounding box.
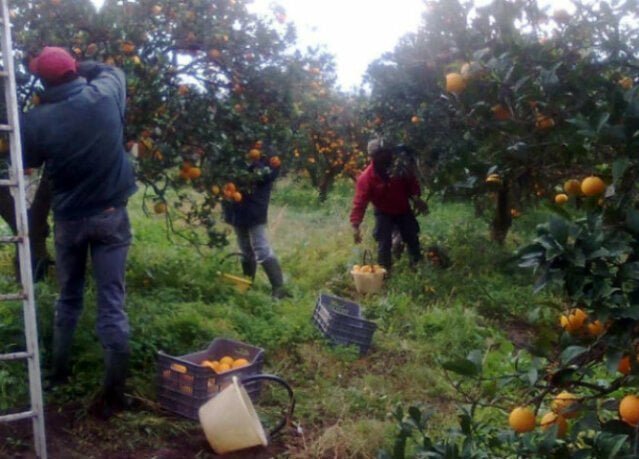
[22,47,137,418]
[223,155,288,298]
[350,138,428,270]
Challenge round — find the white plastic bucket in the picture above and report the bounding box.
[199,376,267,454]
[351,270,385,294]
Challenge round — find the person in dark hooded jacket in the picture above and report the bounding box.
[223,155,288,298]
[22,47,136,418]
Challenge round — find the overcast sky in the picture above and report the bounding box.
[247,0,426,90]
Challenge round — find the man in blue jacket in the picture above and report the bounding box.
[22,47,137,418]
[223,155,288,298]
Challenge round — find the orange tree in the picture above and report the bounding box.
[365,0,638,243]
[283,51,370,201]
[292,91,370,200]
[0,0,312,269]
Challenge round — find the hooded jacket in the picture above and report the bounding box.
[350,162,421,227]
[22,62,136,220]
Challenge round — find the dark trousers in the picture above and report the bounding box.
[374,211,422,269]
[53,207,132,354]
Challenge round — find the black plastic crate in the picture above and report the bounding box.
[311,294,377,355]
[157,337,264,420]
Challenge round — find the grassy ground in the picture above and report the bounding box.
[0,176,561,458]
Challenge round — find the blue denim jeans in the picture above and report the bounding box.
[53,207,132,353]
[234,224,275,264]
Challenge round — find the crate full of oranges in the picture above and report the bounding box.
[157,338,264,420]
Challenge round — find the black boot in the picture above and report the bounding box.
[46,327,73,390]
[241,256,257,279]
[92,350,130,420]
[261,257,290,299]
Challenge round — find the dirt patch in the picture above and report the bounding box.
[504,320,537,351]
[0,404,294,459]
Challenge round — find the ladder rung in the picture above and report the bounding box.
[0,235,23,243]
[0,410,36,424]
[0,292,27,301]
[0,179,18,187]
[0,351,32,361]
[0,124,13,131]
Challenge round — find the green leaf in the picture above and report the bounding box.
[612,157,630,184]
[596,112,611,132]
[619,305,639,319]
[560,345,588,364]
[625,209,639,235]
[441,358,480,377]
[549,217,569,245]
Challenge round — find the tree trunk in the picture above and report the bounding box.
[491,187,512,244]
[0,177,52,281]
[318,175,332,203]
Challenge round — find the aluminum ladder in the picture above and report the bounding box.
[0,0,47,457]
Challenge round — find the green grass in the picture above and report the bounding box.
[0,176,562,458]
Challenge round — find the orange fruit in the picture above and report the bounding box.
[551,391,579,418]
[269,156,281,168]
[411,115,421,124]
[0,138,10,154]
[491,104,511,121]
[485,173,502,185]
[618,356,632,375]
[540,411,567,437]
[219,356,234,366]
[178,84,189,96]
[554,193,568,205]
[586,320,604,337]
[248,149,261,161]
[120,41,135,54]
[232,358,249,368]
[563,179,582,196]
[186,167,201,179]
[223,182,236,195]
[217,363,232,373]
[211,185,221,195]
[560,308,588,333]
[508,406,536,433]
[232,191,242,202]
[170,363,187,374]
[208,49,222,60]
[153,202,167,214]
[619,76,633,90]
[535,114,555,130]
[445,73,466,94]
[581,176,606,197]
[619,395,639,426]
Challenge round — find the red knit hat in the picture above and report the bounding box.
[29,47,78,85]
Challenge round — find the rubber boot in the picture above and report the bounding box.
[261,257,290,299]
[241,256,257,279]
[92,350,130,420]
[46,327,73,390]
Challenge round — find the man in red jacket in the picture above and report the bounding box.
[350,138,428,270]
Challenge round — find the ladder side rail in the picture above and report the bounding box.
[0,1,47,458]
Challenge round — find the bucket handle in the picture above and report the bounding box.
[362,249,373,266]
[240,374,295,438]
[221,252,256,281]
